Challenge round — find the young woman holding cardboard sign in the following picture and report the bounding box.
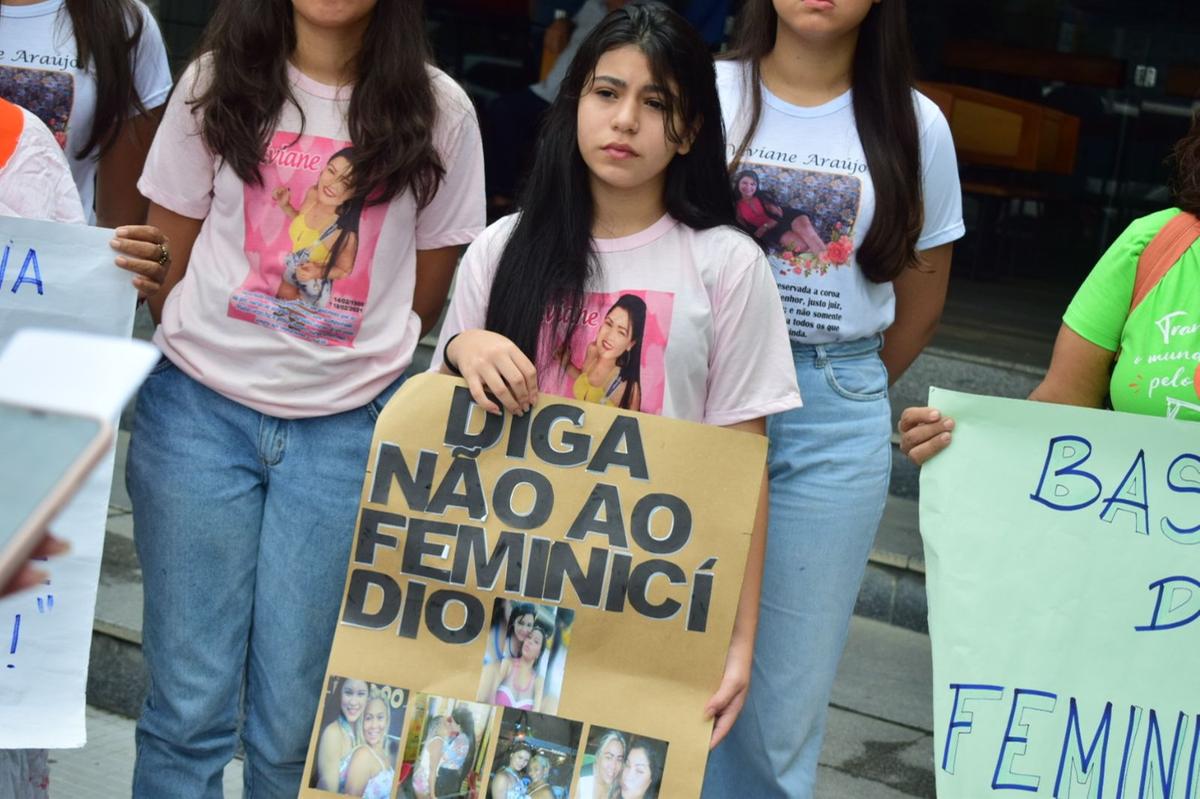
[433,2,801,752]
[125,0,484,795]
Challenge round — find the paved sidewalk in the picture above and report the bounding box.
[51,706,242,795]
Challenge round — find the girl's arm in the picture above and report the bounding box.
[704,417,767,749]
[324,232,360,280]
[428,739,446,786]
[272,186,300,219]
[612,381,640,412]
[476,660,500,702]
[490,771,512,799]
[489,659,513,700]
[144,203,205,323]
[414,245,464,336]
[343,747,380,796]
[899,324,1114,465]
[314,723,342,791]
[533,675,545,711]
[95,106,163,228]
[880,243,953,384]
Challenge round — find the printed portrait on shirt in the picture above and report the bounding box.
[730,162,861,279]
[230,131,385,347]
[539,289,674,416]
[0,65,72,148]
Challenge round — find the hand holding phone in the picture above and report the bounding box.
[0,400,112,591]
[1,533,69,597]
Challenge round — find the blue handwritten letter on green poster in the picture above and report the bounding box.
[921,388,1200,798]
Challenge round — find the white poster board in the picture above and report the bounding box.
[0,216,148,748]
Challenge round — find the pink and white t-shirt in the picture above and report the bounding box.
[139,59,485,418]
[432,214,802,426]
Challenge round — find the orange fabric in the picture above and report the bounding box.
[0,97,24,171]
[1132,211,1200,312]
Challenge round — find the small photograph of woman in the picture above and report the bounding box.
[487,708,583,799]
[477,599,575,715]
[733,168,827,257]
[485,600,538,666]
[614,737,667,799]
[574,728,626,799]
[488,741,532,799]
[560,293,646,411]
[308,678,407,798]
[310,676,369,791]
[273,146,364,308]
[434,706,478,799]
[398,694,496,799]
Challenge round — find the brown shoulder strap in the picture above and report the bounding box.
[1132,211,1200,312]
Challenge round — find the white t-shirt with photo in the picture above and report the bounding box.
[432,213,802,426]
[140,59,486,419]
[0,0,172,221]
[716,60,964,345]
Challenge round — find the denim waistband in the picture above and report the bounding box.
[791,333,884,365]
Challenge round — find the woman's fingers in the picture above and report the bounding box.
[111,225,170,298]
[898,407,954,466]
[509,349,539,406]
[1,564,48,597]
[704,678,748,750]
[1,533,68,597]
[478,363,524,416]
[494,356,533,410]
[29,533,69,559]
[464,372,501,416]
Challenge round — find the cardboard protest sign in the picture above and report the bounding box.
[302,372,766,799]
[0,216,138,747]
[921,388,1200,798]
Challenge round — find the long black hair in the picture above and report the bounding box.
[624,737,666,799]
[191,0,444,209]
[484,2,735,366]
[604,294,645,410]
[450,705,477,780]
[725,0,924,283]
[321,147,364,280]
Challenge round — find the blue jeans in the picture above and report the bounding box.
[127,360,403,798]
[703,336,892,799]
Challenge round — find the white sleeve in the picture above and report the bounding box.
[704,248,802,426]
[428,227,498,371]
[131,2,173,112]
[915,93,965,251]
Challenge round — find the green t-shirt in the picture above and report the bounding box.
[1063,208,1200,421]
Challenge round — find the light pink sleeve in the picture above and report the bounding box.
[704,250,803,427]
[137,60,215,220]
[416,75,486,251]
[428,224,498,370]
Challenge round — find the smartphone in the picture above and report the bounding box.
[0,399,112,590]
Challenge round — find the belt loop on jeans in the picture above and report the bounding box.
[812,343,830,367]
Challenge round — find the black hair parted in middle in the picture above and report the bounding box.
[483,1,736,367]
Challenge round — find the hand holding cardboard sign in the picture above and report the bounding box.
[444,329,539,415]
